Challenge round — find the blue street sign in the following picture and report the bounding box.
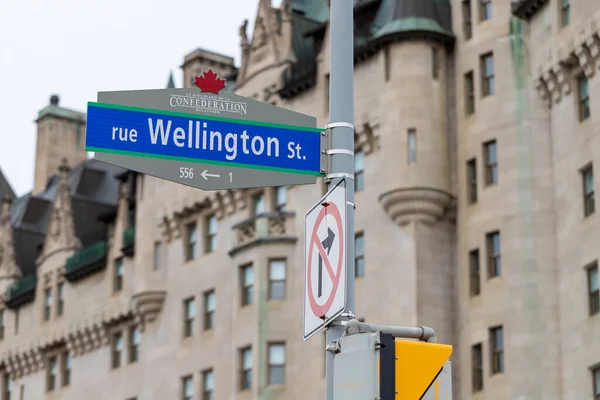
[85,102,324,178]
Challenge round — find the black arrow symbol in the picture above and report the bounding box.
[318,227,336,298]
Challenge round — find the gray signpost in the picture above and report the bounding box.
[323,1,355,400]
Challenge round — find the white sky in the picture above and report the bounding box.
[0,0,282,196]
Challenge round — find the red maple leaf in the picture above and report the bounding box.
[193,69,226,94]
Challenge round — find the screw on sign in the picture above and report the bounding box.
[307,201,344,319]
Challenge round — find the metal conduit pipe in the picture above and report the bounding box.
[344,319,437,343]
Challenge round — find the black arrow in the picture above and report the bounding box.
[318,228,336,298]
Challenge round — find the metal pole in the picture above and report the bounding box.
[325,1,354,400]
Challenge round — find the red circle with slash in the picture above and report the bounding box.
[307,202,344,319]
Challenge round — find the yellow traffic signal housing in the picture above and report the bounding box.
[379,334,453,399]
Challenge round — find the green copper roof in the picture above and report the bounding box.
[281,0,455,98]
[37,105,86,123]
[373,17,448,38]
[292,13,323,64]
[370,0,453,39]
[291,0,329,23]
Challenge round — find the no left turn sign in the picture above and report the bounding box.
[303,179,347,340]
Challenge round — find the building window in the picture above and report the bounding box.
[43,288,52,321]
[355,150,365,191]
[483,140,498,185]
[185,222,198,261]
[205,214,217,253]
[268,259,286,300]
[462,0,472,39]
[486,231,501,278]
[481,53,494,97]
[114,259,124,293]
[480,0,492,21]
[561,0,570,26]
[181,375,193,400]
[112,331,123,369]
[408,129,417,163]
[202,369,214,400]
[240,347,252,390]
[183,297,195,338]
[129,326,140,363]
[467,158,478,203]
[588,262,599,316]
[583,165,595,217]
[241,264,254,306]
[432,48,439,80]
[471,343,483,393]
[153,241,162,270]
[268,343,286,385]
[469,249,481,296]
[204,290,216,330]
[46,356,57,392]
[355,232,365,277]
[592,365,600,399]
[14,309,18,334]
[384,46,391,81]
[252,192,265,215]
[56,282,64,316]
[61,351,71,387]
[465,71,475,114]
[0,310,5,340]
[489,326,504,374]
[578,75,590,121]
[3,373,10,400]
[275,186,287,212]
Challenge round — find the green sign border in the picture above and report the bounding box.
[86,102,325,177]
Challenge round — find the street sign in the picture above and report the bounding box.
[303,179,347,340]
[85,71,326,190]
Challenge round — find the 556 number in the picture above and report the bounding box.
[180,167,194,179]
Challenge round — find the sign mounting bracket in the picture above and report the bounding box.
[322,122,355,183]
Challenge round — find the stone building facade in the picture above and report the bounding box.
[0,0,598,399]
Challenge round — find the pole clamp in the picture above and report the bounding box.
[321,121,355,177]
[325,149,354,156]
[325,122,354,131]
[326,172,354,181]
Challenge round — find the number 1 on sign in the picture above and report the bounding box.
[229,172,233,182]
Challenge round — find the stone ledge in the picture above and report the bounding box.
[131,290,167,331]
[0,305,133,379]
[379,187,454,226]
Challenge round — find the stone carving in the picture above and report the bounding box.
[535,78,552,108]
[0,195,20,279]
[535,23,600,106]
[355,122,381,155]
[37,159,82,264]
[253,17,268,49]
[575,44,595,78]
[552,64,571,96]
[240,19,249,47]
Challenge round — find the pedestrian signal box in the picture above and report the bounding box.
[379,334,453,399]
[332,332,453,400]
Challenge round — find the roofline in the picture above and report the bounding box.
[280,29,455,99]
[35,105,87,123]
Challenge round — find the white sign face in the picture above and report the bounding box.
[303,179,347,340]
